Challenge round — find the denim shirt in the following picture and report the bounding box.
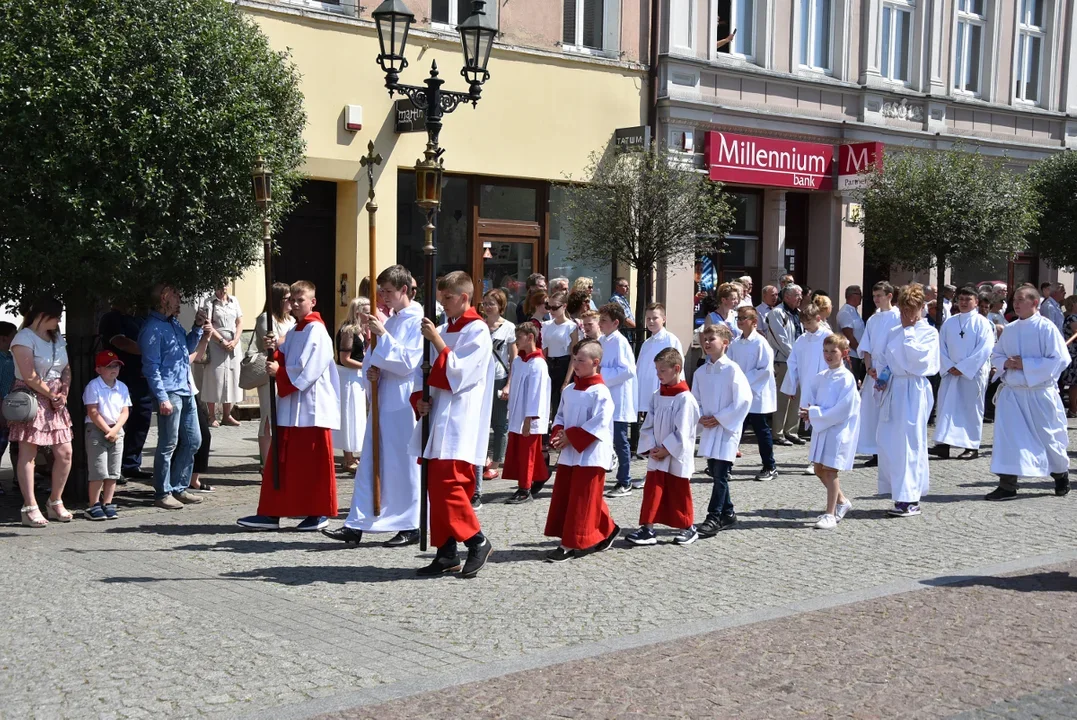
[139,311,202,403]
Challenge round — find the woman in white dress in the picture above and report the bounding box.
[254,283,295,468]
[334,297,369,473]
[201,284,243,426]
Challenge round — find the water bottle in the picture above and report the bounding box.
[875,366,891,391]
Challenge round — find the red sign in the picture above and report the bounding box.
[837,142,884,190]
[705,131,835,191]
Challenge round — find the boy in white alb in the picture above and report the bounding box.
[799,335,860,529]
[503,323,551,504]
[82,350,132,521]
[780,302,829,474]
[986,287,1071,500]
[626,348,701,546]
[634,303,684,417]
[597,303,638,497]
[856,282,901,467]
[545,340,620,563]
[414,271,495,579]
[728,306,778,481]
[692,324,752,538]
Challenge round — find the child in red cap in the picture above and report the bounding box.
[82,350,132,520]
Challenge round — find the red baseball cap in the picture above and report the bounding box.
[95,350,124,368]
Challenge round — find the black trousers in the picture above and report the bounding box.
[121,376,154,473]
[189,400,212,474]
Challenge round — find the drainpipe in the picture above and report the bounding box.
[648,0,660,142]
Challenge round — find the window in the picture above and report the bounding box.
[880,0,913,83]
[432,0,496,29]
[1015,0,1044,103]
[716,0,754,59]
[798,0,832,71]
[563,0,606,50]
[953,0,985,94]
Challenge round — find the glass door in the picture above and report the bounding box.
[481,238,538,319]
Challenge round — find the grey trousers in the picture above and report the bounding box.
[773,362,801,440]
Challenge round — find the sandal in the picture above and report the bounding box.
[21,505,48,528]
[222,417,241,427]
[209,420,221,428]
[190,483,215,493]
[46,499,73,522]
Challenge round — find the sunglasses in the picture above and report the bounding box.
[545,304,563,311]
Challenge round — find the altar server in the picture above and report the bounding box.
[635,303,684,416]
[874,283,940,518]
[503,323,551,504]
[598,303,638,497]
[728,306,777,481]
[986,286,1071,500]
[856,282,901,466]
[931,286,995,460]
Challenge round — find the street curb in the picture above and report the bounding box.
[245,546,1077,720]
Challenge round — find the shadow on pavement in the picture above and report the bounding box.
[221,564,425,584]
[104,523,250,536]
[171,539,346,554]
[923,569,1077,593]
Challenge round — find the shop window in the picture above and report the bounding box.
[480,184,537,222]
[432,0,496,29]
[397,171,470,298]
[548,185,612,307]
[693,190,762,326]
[880,0,914,84]
[1015,0,1044,104]
[798,0,832,72]
[716,0,754,58]
[953,0,985,95]
[563,0,617,54]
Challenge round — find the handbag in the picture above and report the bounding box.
[2,387,39,423]
[239,331,269,390]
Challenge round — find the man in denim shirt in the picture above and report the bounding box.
[139,284,206,510]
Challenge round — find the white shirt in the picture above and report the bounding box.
[598,331,637,421]
[858,307,901,369]
[727,331,777,414]
[507,353,550,435]
[781,327,829,396]
[635,328,684,414]
[638,388,701,479]
[1040,297,1065,333]
[692,354,752,462]
[541,319,576,358]
[82,376,132,426]
[836,303,866,359]
[804,366,861,472]
[11,328,68,382]
[553,381,614,468]
[275,316,341,430]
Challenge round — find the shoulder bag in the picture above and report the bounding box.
[239,331,269,390]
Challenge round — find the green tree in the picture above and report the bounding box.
[1028,150,1077,270]
[561,144,735,349]
[856,146,1039,325]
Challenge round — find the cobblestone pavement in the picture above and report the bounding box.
[325,560,1077,720]
[0,420,1075,718]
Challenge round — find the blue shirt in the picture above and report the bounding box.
[609,292,634,322]
[0,350,14,398]
[138,311,202,403]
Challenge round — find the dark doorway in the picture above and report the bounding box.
[861,259,891,318]
[275,180,337,314]
[784,193,810,286]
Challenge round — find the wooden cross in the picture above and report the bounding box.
[360,140,382,202]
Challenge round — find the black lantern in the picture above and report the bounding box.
[251,155,273,210]
[457,0,496,96]
[372,0,415,87]
[414,143,444,210]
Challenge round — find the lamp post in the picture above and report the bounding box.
[251,156,281,491]
[371,0,496,551]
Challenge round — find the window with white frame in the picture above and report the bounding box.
[880,0,914,83]
[798,0,832,71]
[433,0,496,29]
[1015,0,1045,103]
[563,0,612,51]
[953,0,985,94]
[717,0,755,59]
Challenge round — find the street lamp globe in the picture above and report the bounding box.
[372,0,415,89]
[458,0,497,99]
[415,144,444,210]
[251,155,273,210]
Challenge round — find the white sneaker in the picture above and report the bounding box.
[803,463,815,475]
[835,501,852,520]
[814,514,838,529]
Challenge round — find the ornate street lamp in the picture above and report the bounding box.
[251,156,281,490]
[370,0,496,550]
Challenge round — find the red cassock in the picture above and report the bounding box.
[543,424,616,550]
[638,470,693,529]
[501,433,549,490]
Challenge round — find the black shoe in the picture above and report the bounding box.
[545,546,574,563]
[754,468,777,482]
[460,539,493,579]
[321,526,363,544]
[696,515,722,538]
[122,469,154,480]
[529,480,547,498]
[985,487,1018,501]
[1054,473,1070,497]
[956,449,979,460]
[506,489,533,505]
[416,554,462,576]
[383,529,420,547]
[594,524,620,552]
[719,512,737,529]
[928,445,950,459]
[115,477,128,487]
[863,455,879,468]
[787,435,805,445]
[774,436,793,447]
[470,493,483,510]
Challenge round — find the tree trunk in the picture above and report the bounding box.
[633,262,652,358]
[64,292,98,503]
[935,256,947,329]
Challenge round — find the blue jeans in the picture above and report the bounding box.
[153,393,200,498]
[706,459,734,517]
[613,421,632,487]
[747,413,776,471]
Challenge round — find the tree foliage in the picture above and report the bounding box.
[0,0,307,308]
[1028,149,1077,270]
[561,145,735,278]
[856,146,1039,276]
